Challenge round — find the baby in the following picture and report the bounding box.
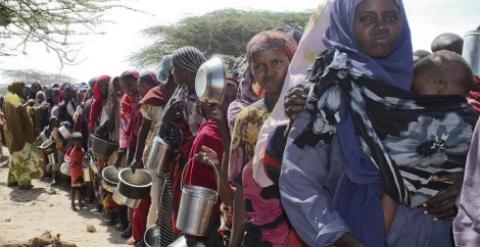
[412,50,473,96]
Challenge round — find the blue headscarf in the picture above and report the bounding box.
[323,0,413,246]
[324,0,413,90]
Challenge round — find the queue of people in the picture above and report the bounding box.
[1,0,480,246]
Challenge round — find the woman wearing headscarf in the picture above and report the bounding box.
[51,83,77,125]
[154,46,206,246]
[88,75,111,135]
[227,56,264,132]
[3,81,44,189]
[226,30,298,247]
[129,56,176,231]
[279,0,476,246]
[126,70,175,246]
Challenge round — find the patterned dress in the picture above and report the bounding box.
[229,100,301,247]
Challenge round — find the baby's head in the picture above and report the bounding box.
[412,50,473,96]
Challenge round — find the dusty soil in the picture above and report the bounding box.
[0,164,130,247]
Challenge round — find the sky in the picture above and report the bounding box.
[0,0,478,83]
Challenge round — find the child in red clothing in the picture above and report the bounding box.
[67,132,85,210]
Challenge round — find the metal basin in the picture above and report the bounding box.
[114,168,152,208]
[101,166,119,192]
[144,225,162,247]
[463,30,480,76]
[195,56,227,104]
[39,139,56,154]
[113,186,142,208]
[90,134,118,159]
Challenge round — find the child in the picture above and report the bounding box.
[412,50,473,96]
[67,132,85,210]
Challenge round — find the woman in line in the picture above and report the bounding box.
[227,30,298,247]
[280,0,475,246]
[3,81,45,189]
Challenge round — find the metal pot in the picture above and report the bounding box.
[39,139,56,154]
[114,168,153,208]
[463,30,480,76]
[195,56,227,105]
[58,126,71,140]
[144,225,161,247]
[90,134,118,160]
[101,165,119,192]
[60,162,70,176]
[176,159,219,236]
[146,136,173,176]
[112,187,143,208]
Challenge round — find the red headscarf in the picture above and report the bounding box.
[88,75,111,133]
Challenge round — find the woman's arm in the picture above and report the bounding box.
[229,186,245,247]
[130,117,152,170]
[279,111,351,247]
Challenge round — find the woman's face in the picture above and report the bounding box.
[353,0,402,58]
[138,80,155,98]
[99,80,109,96]
[120,78,139,97]
[250,48,289,95]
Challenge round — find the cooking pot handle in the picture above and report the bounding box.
[180,156,220,194]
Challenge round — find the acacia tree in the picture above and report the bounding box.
[0,0,131,66]
[1,69,74,85]
[131,9,310,66]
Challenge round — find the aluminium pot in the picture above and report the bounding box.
[39,139,56,154]
[175,159,219,236]
[146,136,173,176]
[58,126,71,140]
[101,165,119,193]
[90,134,118,160]
[463,30,480,76]
[113,168,152,208]
[144,225,161,247]
[195,56,227,105]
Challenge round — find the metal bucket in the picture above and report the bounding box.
[146,136,173,176]
[175,159,219,236]
[463,30,480,76]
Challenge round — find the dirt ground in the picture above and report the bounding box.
[0,162,130,247]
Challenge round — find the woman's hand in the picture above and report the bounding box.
[284,84,306,120]
[194,146,220,168]
[422,172,463,220]
[129,159,143,172]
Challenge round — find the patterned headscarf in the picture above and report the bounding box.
[172,46,206,73]
[246,30,298,63]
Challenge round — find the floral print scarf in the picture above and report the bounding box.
[294,49,477,207]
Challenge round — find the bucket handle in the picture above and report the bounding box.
[180,155,220,195]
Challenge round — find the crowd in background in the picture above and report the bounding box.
[1,0,480,247]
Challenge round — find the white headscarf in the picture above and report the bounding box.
[252,0,334,188]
